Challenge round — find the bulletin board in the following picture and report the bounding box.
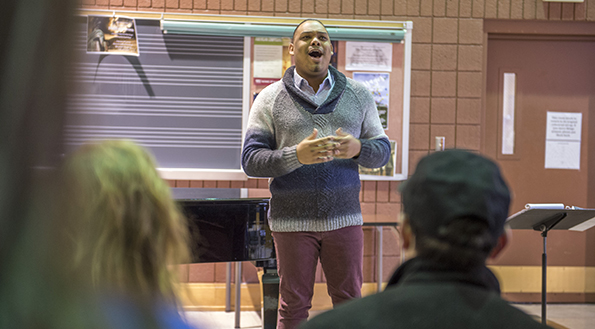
[249,30,412,181]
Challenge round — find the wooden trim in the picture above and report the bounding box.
[179,266,595,311]
[502,292,595,303]
[488,34,595,42]
[484,19,595,36]
[77,9,405,29]
[489,266,595,293]
[179,282,383,311]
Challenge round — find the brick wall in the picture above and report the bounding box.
[167,179,402,218]
[80,0,595,22]
[168,179,403,284]
[178,225,401,284]
[79,0,595,174]
[80,0,595,284]
[83,0,595,224]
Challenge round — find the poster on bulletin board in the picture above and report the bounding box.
[87,16,139,56]
[353,72,390,130]
[253,37,283,78]
[345,42,392,72]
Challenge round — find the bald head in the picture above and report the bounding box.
[292,19,328,43]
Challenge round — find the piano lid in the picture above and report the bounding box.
[171,187,268,202]
[172,187,242,200]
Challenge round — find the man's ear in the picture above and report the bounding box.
[400,215,417,261]
[400,215,412,250]
[288,43,295,56]
[489,225,511,259]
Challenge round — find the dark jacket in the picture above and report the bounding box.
[300,257,552,329]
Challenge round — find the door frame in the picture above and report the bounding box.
[481,19,595,154]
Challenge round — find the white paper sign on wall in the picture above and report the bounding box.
[544,111,582,170]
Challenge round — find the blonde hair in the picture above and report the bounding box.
[62,140,189,304]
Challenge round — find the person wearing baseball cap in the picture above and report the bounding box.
[300,149,552,329]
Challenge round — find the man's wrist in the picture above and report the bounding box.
[353,139,362,158]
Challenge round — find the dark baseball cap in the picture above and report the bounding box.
[400,149,511,241]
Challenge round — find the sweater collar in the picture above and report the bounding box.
[386,257,501,294]
[293,68,334,95]
[282,65,346,115]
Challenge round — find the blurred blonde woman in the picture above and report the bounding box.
[62,140,195,328]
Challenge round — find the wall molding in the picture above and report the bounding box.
[180,266,595,311]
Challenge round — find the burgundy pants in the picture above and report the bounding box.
[272,225,363,329]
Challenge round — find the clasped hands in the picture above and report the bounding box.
[296,128,361,165]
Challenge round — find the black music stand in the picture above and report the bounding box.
[506,205,595,325]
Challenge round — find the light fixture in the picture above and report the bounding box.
[161,20,405,43]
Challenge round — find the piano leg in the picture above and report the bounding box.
[226,262,232,312]
[235,261,242,328]
[260,267,280,329]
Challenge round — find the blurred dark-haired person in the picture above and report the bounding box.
[0,1,102,328]
[62,140,198,328]
[300,149,552,329]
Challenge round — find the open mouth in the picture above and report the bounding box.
[308,49,323,59]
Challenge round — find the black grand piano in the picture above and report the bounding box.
[173,188,398,328]
[172,188,278,329]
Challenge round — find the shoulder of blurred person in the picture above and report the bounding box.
[99,292,201,329]
[299,268,551,329]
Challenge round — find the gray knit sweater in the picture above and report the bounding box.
[242,66,390,232]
